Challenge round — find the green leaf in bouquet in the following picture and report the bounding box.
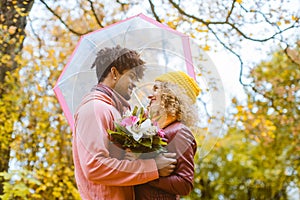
[107,129,127,137]
[139,137,153,148]
[138,107,147,124]
[123,140,134,148]
[114,123,127,132]
[132,106,138,116]
[152,136,168,146]
[107,132,125,145]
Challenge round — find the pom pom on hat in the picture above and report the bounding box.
[155,71,200,103]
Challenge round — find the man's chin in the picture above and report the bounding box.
[124,93,131,101]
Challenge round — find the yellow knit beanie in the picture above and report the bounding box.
[155,71,200,103]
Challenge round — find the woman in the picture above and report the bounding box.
[128,71,200,200]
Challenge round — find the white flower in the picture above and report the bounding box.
[140,119,152,129]
[126,119,158,141]
[127,124,143,141]
[140,119,157,136]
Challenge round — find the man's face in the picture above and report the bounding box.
[114,69,138,100]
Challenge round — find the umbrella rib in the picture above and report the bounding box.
[122,21,136,47]
[131,82,154,109]
[55,71,95,86]
[131,91,144,108]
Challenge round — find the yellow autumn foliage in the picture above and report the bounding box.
[1,0,299,199]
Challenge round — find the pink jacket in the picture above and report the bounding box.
[134,122,197,199]
[72,91,159,200]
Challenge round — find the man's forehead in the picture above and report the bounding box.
[125,68,136,75]
[126,69,139,81]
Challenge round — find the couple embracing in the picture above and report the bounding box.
[72,45,200,200]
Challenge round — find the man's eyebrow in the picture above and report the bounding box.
[130,71,138,79]
[131,71,136,76]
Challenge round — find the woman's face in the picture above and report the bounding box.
[148,82,163,118]
[148,81,179,128]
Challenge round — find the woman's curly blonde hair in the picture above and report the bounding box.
[158,81,199,127]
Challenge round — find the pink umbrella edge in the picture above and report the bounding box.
[138,13,187,37]
[182,37,196,79]
[53,36,86,85]
[53,86,75,131]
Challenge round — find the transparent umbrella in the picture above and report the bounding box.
[53,13,225,158]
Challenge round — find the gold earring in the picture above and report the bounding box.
[114,77,117,80]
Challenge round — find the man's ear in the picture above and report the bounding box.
[110,67,120,80]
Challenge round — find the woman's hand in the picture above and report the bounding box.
[124,148,141,161]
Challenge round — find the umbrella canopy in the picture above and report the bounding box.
[53,14,225,158]
[54,13,194,128]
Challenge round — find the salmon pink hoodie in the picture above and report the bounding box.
[72,90,159,200]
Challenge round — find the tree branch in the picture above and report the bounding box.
[167,0,299,86]
[28,17,42,56]
[39,0,88,36]
[226,0,237,22]
[168,0,299,43]
[198,96,211,118]
[116,0,127,6]
[208,26,247,86]
[87,0,104,28]
[148,0,162,23]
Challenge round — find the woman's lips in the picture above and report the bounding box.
[148,95,156,105]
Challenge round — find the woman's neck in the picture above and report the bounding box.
[157,115,177,129]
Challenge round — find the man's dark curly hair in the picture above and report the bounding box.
[91,45,145,82]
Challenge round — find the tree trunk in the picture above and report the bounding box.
[0,0,34,195]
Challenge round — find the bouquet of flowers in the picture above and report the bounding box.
[107,106,167,153]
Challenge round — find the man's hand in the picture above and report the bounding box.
[124,148,141,161]
[155,153,177,177]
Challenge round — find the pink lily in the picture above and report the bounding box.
[121,116,138,126]
[157,129,165,138]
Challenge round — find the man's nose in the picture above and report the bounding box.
[132,82,136,88]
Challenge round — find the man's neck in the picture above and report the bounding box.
[99,78,115,89]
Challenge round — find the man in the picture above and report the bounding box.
[72,45,176,200]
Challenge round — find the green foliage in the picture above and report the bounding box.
[0,0,299,199]
[186,44,300,199]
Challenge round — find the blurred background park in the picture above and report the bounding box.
[0,0,299,199]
